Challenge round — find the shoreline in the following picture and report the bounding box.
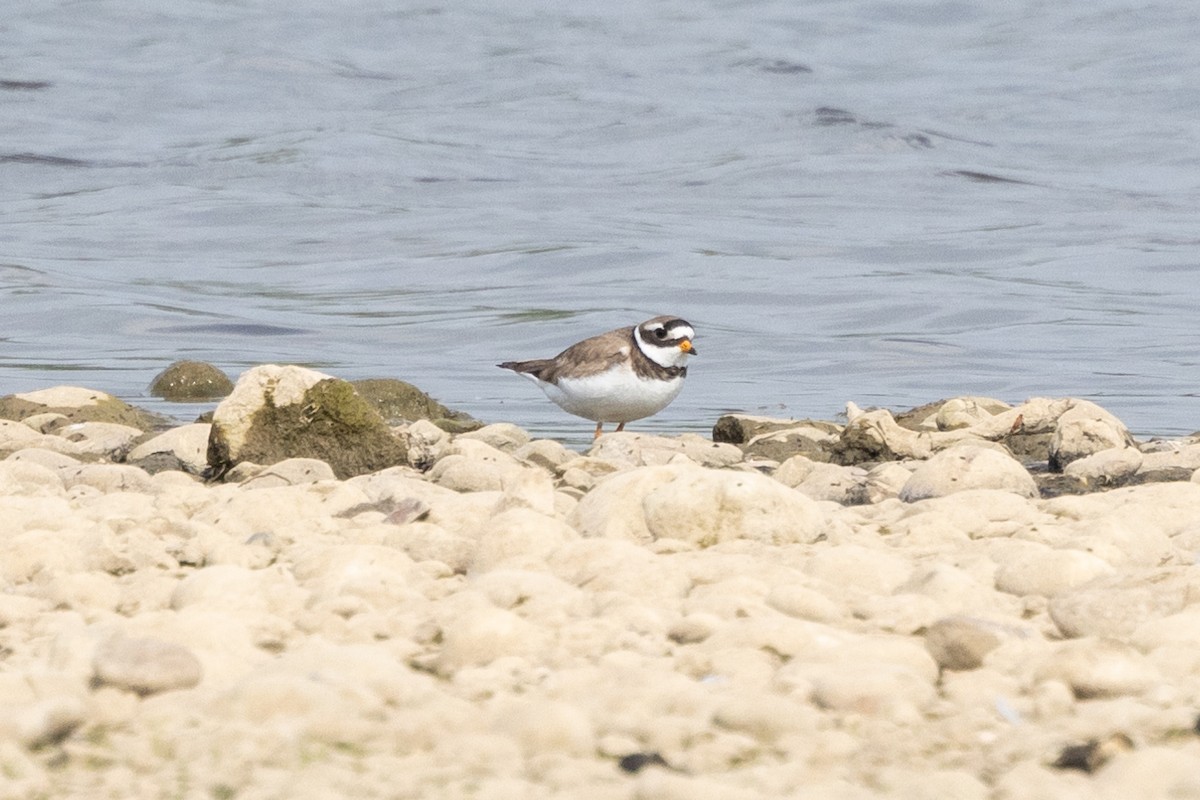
[2,375,1200,798]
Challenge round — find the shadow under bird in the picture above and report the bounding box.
[498,315,697,440]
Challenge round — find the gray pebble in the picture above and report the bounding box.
[92,636,203,696]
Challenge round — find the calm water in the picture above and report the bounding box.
[3,1,1199,445]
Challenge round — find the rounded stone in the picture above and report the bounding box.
[512,439,575,472]
[774,457,865,503]
[148,361,234,401]
[435,607,544,674]
[238,457,337,488]
[127,423,212,474]
[1048,568,1200,639]
[808,662,937,717]
[711,692,817,742]
[570,463,825,546]
[1035,638,1160,699]
[1062,446,1143,486]
[900,446,1037,501]
[935,397,1010,431]
[588,432,745,469]
[456,423,531,452]
[427,440,531,493]
[924,616,1015,670]
[0,460,65,496]
[60,463,155,494]
[54,421,144,457]
[491,697,594,756]
[92,636,203,695]
[994,546,1114,598]
[1048,401,1133,472]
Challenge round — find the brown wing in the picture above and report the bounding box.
[497,358,556,377]
[498,326,635,385]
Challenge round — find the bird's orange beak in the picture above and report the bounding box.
[680,339,696,355]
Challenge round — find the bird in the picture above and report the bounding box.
[498,315,697,440]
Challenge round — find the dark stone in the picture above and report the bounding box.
[149,360,234,401]
[617,752,671,774]
[893,400,945,431]
[746,428,838,463]
[351,378,481,432]
[1052,733,1133,773]
[830,421,896,466]
[713,414,841,462]
[127,452,200,477]
[1129,466,1193,485]
[712,414,804,444]
[998,432,1054,463]
[1033,473,1092,498]
[1033,461,1188,497]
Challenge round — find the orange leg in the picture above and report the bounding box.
[615,422,626,432]
[593,421,604,440]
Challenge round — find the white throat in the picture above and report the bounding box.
[634,325,693,369]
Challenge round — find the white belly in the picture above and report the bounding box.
[527,367,685,423]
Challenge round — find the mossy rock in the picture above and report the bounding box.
[351,378,482,433]
[207,368,408,481]
[149,361,234,401]
[0,387,171,432]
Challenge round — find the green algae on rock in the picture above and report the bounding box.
[149,360,235,401]
[206,366,408,481]
[351,378,482,433]
[0,386,172,432]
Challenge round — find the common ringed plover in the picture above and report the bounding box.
[499,315,697,440]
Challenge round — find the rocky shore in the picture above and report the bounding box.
[3,364,1200,798]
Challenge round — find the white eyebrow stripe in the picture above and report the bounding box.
[668,324,695,340]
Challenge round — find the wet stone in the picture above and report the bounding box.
[206,366,409,480]
[352,378,481,432]
[149,360,235,401]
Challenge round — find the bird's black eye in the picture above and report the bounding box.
[653,328,667,339]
